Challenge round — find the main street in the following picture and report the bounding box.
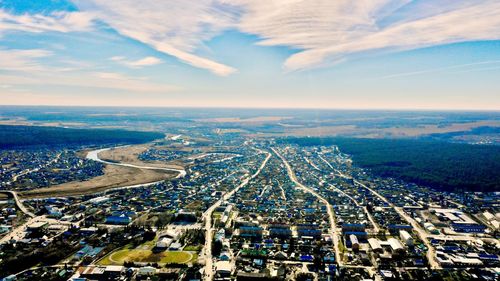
[271,147,342,267]
[325,161,442,270]
[202,148,271,281]
[0,190,35,218]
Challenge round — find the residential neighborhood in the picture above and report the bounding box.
[1,134,498,281]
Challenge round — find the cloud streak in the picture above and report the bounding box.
[376,60,500,80]
[73,0,237,76]
[0,48,52,71]
[1,1,500,74]
[0,70,179,93]
[0,48,178,93]
[231,0,500,71]
[0,9,93,36]
[110,56,163,68]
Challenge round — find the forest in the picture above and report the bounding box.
[279,137,500,192]
[0,125,164,149]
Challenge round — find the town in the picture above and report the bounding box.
[1,133,498,281]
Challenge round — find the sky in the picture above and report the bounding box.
[0,0,500,110]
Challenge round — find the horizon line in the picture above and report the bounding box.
[0,103,499,112]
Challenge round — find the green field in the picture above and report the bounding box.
[99,248,196,265]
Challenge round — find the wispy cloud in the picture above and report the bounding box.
[0,48,178,93]
[110,56,163,68]
[376,60,500,80]
[1,1,500,74]
[230,0,500,71]
[0,9,93,36]
[73,0,237,76]
[0,70,179,93]
[0,48,52,71]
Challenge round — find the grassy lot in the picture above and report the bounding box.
[99,248,196,265]
[183,245,202,252]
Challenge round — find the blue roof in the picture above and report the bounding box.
[240,226,262,230]
[324,255,335,262]
[387,224,413,229]
[300,255,314,261]
[479,253,499,260]
[343,231,367,236]
[106,216,131,224]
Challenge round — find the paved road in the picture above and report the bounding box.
[0,215,71,244]
[10,153,62,183]
[332,168,441,269]
[271,147,342,267]
[86,147,186,178]
[202,148,271,281]
[0,190,35,217]
[306,152,444,269]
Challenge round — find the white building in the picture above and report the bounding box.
[399,230,413,247]
[388,238,405,254]
[368,238,383,253]
[350,234,359,251]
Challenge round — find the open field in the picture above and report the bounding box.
[99,145,184,170]
[197,116,292,123]
[249,120,500,138]
[378,120,500,137]
[19,164,175,199]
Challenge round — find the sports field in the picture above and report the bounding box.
[99,248,196,265]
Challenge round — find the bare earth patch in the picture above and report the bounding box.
[99,145,184,170]
[19,164,175,199]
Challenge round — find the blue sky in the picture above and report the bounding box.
[1,0,499,109]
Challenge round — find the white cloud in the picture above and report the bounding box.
[0,48,178,93]
[0,48,52,71]
[377,60,500,80]
[2,1,499,74]
[0,70,179,93]
[73,0,237,76]
[0,9,93,36]
[110,56,163,68]
[229,0,500,71]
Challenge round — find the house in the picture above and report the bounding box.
[215,261,232,276]
[137,266,157,277]
[219,251,231,261]
[80,266,105,280]
[169,241,182,251]
[451,222,487,233]
[239,226,263,238]
[388,238,405,254]
[80,227,98,236]
[268,224,292,239]
[399,230,413,247]
[368,238,383,253]
[273,251,288,260]
[297,224,322,239]
[105,215,131,225]
[350,234,359,251]
[104,265,124,278]
[155,237,173,249]
[0,224,11,234]
[27,221,48,235]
